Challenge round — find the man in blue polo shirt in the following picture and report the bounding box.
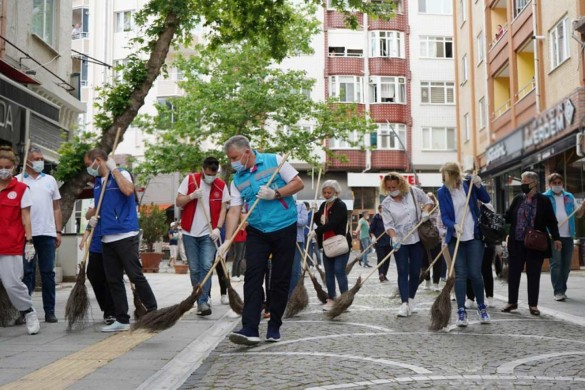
[85,148,157,332]
[219,135,304,345]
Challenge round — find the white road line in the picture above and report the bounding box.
[251,332,393,352]
[289,320,395,333]
[497,351,585,374]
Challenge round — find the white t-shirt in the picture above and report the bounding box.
[21,187,32,208]
[102,170,140,243]
[178,175,231,237]
[381,186,433,245]
[229,155,298,207]
[450,186,475,242]
[554,195,570,238]
[17,173,60,237]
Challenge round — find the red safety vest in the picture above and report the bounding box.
[0,178,27,255]
[180,173,226,232]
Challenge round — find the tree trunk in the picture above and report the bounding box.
[59,13,179,226]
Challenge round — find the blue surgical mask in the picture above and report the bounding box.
[32,161,44,173]
[86,160,99,177]
[231,152,249,173]
[203,174,216,184]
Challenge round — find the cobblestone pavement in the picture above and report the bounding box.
[180,256,585,389]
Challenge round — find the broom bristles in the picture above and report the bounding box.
[133,287,148,320]
[499,263,509,283]
[316,265,326,284]
[64,266,90,330]
[284,275,309,318]
[429,276,454,331]
[326,276,362,320]
[345,258,359,275]
[133,285,200,332]
[308,272,328,304]
[0,281,19,327]
[228,285,244,314]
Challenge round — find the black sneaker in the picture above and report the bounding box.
[266,326,281,342]
[103,316,116,325]
[197,303,212,316]
[229,328,260,346]
[45,313,58,323]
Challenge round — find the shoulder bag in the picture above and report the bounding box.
[410,189,441,250]
[322,203,350,258]
[478,203,506,245]
[524,227,548,252]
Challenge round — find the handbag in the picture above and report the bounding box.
[410,189,441,250]
[321,202,350,258]
[524,228,548,252]
[478,204,506,244]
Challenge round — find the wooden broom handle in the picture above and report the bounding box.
[19,140,31,182]
[300,168,322,270]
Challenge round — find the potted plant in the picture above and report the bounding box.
[139,204,168,273]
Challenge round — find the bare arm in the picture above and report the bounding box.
[21,207,32,241]
[111,169,134,196]
[217,202,228,229]
[53,199,62,247]
[224,205,242,241]
[176,193,192,208]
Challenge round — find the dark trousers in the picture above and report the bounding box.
[242,223,295,333]
[102,235,157,324]
[375,244,391,277]
[22,235,56,315]
[421,245,443,284]
[231,242,246,277]
[466,244,496,300]
[216,261,227,295]
[507,239,545,307]
[87,251,115,318]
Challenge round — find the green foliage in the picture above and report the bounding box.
[139,204,169,252]
[53,132,100,182]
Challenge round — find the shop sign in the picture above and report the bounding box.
[486,130,523,167]
[523,98,576,150]
[0,97,22,145]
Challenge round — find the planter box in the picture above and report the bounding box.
[141,252,163,273]
[174,263,189,274]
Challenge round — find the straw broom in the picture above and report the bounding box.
[285,169,322,317]
[133,153,290,332]
[133,283,148,319]
[65,129,122,330]
[296,242,328,304]
[190,176,244,315]
[429,176,475,331]
[0,141,31,325]
[326,204,439,320]
[345,231,387,275]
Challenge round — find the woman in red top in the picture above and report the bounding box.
[0,146,39,335]
[311,180,352,311]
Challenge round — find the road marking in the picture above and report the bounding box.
[290,320,395,333]
[220,352,432,374]
[251,332,394,351]
[497,351,585,374]
[0,330,154,390]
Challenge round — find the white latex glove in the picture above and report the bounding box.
[320,215,326,225]
[106,157,117,172]
[454,224,463,236]
[217,239,232,258]
[471,174,482,188]
[189,188,203,200]
[392,241,401,251]
[89,216,99,228]
[257,185,276,200]
[307,230,316,241]
[210,228,221,241]
[421,211,430,222]
[25,243,36,261]
[311,202,318,211]
[371,236,377,244]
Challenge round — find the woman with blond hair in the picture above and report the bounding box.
[380,172,433,317]
[437,162,491,327]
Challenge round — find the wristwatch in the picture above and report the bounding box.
[274,189,282,200]
[26,239,33,244]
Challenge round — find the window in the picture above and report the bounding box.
[461,54,469,83]
[81,60,88,87]
[476,31,484,64]
[418,0,452,15]
[329,76,363,103]
[459,0,467,23]
[420,36,453,58]
[369,76,406,104]
[464,113,470,142]
[422,127,456,151]
[113,59,129,82]
[514,0,529,18]
[420,81,455,104]
[115,10,134,32]
[550,16,569,69]
[370,31,405,58]
[329,131,360,149]
[372,123,406,150]
[32,0,55,46]
[328,47,363,57]
[478,97,486,129]
[157,97,176,124]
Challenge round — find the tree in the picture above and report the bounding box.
[54,0,397,224]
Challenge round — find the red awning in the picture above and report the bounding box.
[0,59,40,85]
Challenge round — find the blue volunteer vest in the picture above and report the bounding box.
[89,223,102,254]
[94,169,139,235]
[233,152,296,233]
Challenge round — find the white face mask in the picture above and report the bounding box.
[203,174,216,184]
[389,190,400,197]
[31,161,44,173]
[551,185,563,194]
[325,196,336,203]
[0,168,12,180]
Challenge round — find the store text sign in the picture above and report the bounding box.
[524,99,575,150]
[0,98,14,132]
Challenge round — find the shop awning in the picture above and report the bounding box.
[0,59,40,85]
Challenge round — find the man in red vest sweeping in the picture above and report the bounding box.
[176,157,230,316]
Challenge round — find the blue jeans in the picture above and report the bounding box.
[322,251,350,299]
[22,235,56,315]
[393,242,424,303]
[449,238,485,309]
[550,237,574,295]
[360,238,371,265]
[309,241,322,266]
[289,241,303,297]
[183,234,216,306]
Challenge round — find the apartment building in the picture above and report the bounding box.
[0,0,84,166]
[454,0,585,211]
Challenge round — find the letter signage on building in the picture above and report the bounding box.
[523,99,576,151]
[0,97,22,146]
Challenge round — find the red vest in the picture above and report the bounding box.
[180,173,226,232]
[0,178,27,255]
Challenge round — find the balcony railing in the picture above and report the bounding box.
[493,99,511,119]
[516,78,535,101]
[489,24,508,50]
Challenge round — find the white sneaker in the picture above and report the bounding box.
[554,294,565,301]
[101,321,130,332]
[231,276,241,282]
[408,298,418,313]
[486,297,494,308]
[465,299,476,309]
[424,280,431,290]
[432,283,440,292]
[220,295,229,305]
[25,308,40,335]
[322,299,334,311]
[397,302,410,317]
